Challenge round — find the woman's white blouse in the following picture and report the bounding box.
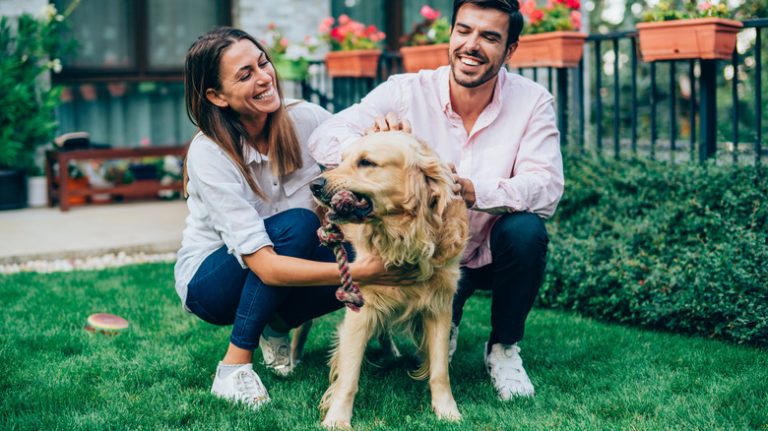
[174,101,331,305]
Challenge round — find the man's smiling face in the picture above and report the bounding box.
[449,3,516,88]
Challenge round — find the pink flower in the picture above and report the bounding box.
[370,31,386,42]
[698,1,712,11]
[268,22,277,30]
[420,5,441,21]
[318,17,334,34]
[279,38,289,47]
[350,21,365,37]
[338,14,350,25]
[521,0,537,16]
[570,10,581,30]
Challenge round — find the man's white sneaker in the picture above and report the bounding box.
[260,333,294,376]
[484,342,535,399]
[448,322,459,364]
[211,364,270,409]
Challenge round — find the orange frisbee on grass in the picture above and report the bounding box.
[84,313,129,334]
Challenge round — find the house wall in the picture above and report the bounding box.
[235,0,330,45]
[0,0,47,18]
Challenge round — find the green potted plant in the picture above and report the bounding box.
[399,5,451,73]
[0,3,77,210]
[318,14,386,78]
[509,0,587,69]
[262,22,318,81]
[637,0,742,62]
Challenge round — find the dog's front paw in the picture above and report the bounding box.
[321,416,352,429]
[433,401,462,421]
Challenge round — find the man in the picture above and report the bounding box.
[308,0,563,399]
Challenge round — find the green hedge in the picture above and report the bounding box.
[541,154,768,346]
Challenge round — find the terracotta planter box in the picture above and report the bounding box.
[325,50,381,78]
[400,43,449,72]
[508,31,587,69]
[637,18,743,61]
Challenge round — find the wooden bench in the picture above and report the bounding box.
[45,146,188,211]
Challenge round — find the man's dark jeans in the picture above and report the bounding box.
[452,212,549,346]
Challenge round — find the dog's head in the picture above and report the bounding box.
[311,131,467,271]
[310,131,454,224]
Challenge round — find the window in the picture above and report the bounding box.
[51,0,230,147]
[53,0,231,81]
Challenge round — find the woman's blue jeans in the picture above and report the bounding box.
[184,208,344,350]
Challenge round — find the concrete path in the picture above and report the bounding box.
[0,200,187,264]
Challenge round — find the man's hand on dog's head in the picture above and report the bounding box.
[448,163,476,208]
[366,112,412,134]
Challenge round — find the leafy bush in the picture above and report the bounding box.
[541,153,768,346]
[0,4,77,172]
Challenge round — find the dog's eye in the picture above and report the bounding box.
[357,158,377,168]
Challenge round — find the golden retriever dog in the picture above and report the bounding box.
[309,131,468,429]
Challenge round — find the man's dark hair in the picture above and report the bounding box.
[451,0,525,47]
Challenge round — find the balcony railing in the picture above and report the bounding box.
[300,18,768,165]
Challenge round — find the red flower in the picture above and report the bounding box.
[330,27,344,43]
[529,9,544,25]
[566,0,581,10]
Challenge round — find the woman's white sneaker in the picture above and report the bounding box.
[483,342,535,399]
[211,363,270,409]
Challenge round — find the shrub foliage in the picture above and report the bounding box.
[542,154,768,346]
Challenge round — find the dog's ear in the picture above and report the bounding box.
[415,141,452,218]
[413,140,468,267]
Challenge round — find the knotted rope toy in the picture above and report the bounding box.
[317,190,369,312]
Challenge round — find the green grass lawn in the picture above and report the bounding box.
[1,263,767,431]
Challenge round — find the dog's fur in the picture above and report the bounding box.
[311,131,469,428]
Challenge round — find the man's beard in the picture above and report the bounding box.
[449,49,503,88]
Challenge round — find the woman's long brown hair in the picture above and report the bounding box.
[183,27,302,199]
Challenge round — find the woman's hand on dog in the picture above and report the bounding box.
[366,112,412,134]
[350,255,419,286]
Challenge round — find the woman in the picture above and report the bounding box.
[175,27,387,409]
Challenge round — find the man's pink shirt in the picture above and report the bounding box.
[308,66,564,268]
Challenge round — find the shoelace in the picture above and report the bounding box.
[235,370,267,402]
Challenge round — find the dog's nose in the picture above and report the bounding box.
[309,177,326,197]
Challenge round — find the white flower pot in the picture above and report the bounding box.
[27,176,47,208]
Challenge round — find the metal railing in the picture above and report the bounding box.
[300,18,768,164]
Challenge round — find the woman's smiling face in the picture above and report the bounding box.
[206,39,281,120]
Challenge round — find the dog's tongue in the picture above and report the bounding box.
[330,190,370,220]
